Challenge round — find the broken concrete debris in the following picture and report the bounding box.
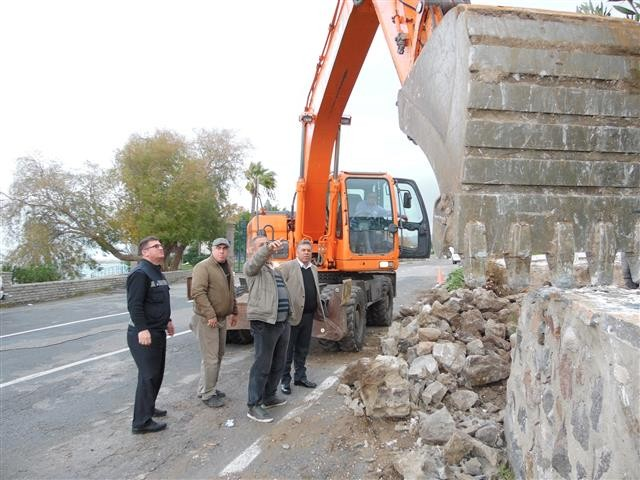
[339,285,514,478]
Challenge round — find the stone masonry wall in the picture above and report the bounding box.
[505,287,640,479]
[1,270,191,306]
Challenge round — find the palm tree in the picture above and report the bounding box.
[244,161,277,214]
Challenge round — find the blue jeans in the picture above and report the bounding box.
[247,320,290,407]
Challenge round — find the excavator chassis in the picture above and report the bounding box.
[398,5,640,288]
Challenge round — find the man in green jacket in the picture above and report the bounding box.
[244,236,291,423]
[190,238,237,408]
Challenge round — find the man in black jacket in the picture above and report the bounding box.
[127,236,175,434]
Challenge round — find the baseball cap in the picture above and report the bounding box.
[212,238,230,248]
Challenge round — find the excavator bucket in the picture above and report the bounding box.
[398,5,640,287]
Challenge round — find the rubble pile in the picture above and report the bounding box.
[338,285,524,479]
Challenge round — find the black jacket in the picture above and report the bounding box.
[127,259,171,331]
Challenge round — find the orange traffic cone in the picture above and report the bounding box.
[436,267,445,285]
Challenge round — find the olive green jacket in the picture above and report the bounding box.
[191,256,236,322]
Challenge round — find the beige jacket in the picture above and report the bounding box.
[278,259,325,327]
[191,256,236,322]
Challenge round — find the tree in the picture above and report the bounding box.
[577,0,639,19]
[2,128,252,272]
[577,0,612,15]
[244,161,277,214]
[2,156,126,277]
[114,130,224,270]
[192,128,252,205]
[6,217,97,278]
[608,0,640,19]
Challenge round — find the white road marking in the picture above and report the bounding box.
[219,441,263,476]
[219,365,345,476]
[0,330,191,389]
[0,312,129,339]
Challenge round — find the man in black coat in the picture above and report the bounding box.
[127,236,175,434]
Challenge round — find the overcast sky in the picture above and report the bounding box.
[1,0,595,220]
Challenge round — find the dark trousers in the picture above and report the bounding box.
[127,327,166,428]
[247,320,290,407]
[281,311,314,385]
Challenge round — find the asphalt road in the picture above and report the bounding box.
[0,258,455,479]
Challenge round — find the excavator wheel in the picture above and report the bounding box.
[338,286,367,352]
[366,277,394,327]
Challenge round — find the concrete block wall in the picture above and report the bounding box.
[0,270,191,306]
[505,287,640,479]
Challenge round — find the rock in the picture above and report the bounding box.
[393,449,427,479]
[336,383,351,396]
[398,335,419,353]
[447,389,479,411]
[387,321,402,339]
[394,446,446,480]
[348,398,365,416]
[431,299,462,321]
[466,339,485,356]
[419,407,456,445]
[443,430,474,465]
[406,346,418,365]
[400,318,419,340]
[452,288,474,304]
[456,309,485,336]
[432,342,467,374]
[409,355,440,381]
[463,353,511,386]
[472,288,510,312]
[436,373,458,392]
[356,356,411,418]
[475,422,499,446]
[470,436,503,467]
[485,319,506,339]
[482,334,511,354]
[415,341,434,356]
[399,305,419,317]
[422,380,448,406]
[462,457,483,476]
[341,357,373,385]
[380,336,399,356]
[419,327,442,342]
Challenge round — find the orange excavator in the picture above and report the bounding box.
[230,0,640,348]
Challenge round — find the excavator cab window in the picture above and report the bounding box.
[395,178,431,258]
[346,178,394,255]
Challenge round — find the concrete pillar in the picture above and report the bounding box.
[504,222,532,291]
[546,222,575,288]
[463,221,487,288]
[586,221,616,285]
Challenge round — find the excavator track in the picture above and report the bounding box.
[398,5,640,287]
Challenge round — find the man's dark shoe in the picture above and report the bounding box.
[203,395,225,408]
[247,405,273,423]
[280,382,291,395]
[294,378,317,389]
[215,389,226,398]
[132,419,167,434]
[152,408,167,417]
[262,395,287,409]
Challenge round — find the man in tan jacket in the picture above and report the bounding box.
[278,239,324,394]
[190,238,237,408]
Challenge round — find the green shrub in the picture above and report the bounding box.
[445,267,465,291]
[12,264,61,284]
